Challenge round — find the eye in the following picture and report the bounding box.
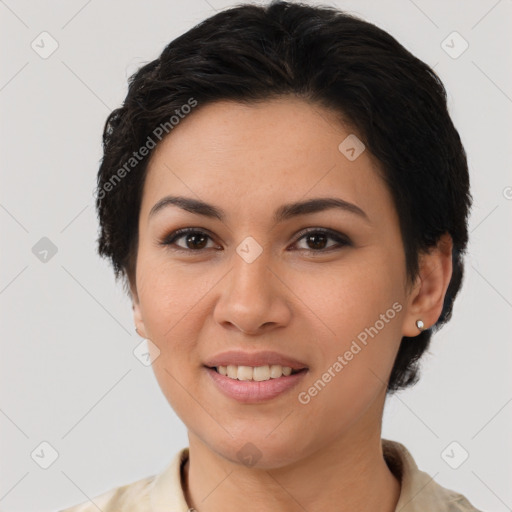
[161,228,219,252]
[293,228,351,252]
[160,227,351,253]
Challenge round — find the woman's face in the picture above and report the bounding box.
[132,97,418,466]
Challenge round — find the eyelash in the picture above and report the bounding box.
[160,227,351,254]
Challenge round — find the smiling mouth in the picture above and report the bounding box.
[206,364,306,382]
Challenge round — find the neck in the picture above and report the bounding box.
[181,395,400,512]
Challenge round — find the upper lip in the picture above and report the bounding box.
[204,350,308,370]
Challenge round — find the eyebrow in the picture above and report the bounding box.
[148,195,370,224]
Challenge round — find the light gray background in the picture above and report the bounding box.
[1,0,511,511]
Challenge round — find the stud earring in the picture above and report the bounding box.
[415,319,425,331]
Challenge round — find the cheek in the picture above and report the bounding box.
[136,253,209,335]
[135,266,201,400]
[137,264,208,419]
[291,252,405,406]
[289,248,404,344]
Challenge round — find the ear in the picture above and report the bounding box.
[130,277,149,339]
[402,233,453,337]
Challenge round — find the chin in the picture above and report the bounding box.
[206,435,307,470]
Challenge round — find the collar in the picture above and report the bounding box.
[148,439,479,511]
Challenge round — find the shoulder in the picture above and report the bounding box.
[382,439,484,512]
[57,447,190,512]
[58,473,156,512]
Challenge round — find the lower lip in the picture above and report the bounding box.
[205,367,308,404]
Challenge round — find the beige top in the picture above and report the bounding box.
[59,439,482,512]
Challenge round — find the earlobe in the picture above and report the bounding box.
[132,299,149,339]
[402,233,453,337]
[130,280,148,339]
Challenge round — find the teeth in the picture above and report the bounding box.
[216,364,296,381]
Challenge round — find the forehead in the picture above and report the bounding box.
[141,98,394,223]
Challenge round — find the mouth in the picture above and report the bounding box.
[204,364,309,403]
[205,364,307,382]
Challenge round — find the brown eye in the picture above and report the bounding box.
[294,228,351,252]
[161,227,351,254]
[304,232,329,250]
[181,232,209,250]
[162,228,216,251]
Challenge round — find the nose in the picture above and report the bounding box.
[213,245,292,335]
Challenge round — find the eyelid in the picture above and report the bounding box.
[161,227,220,250]
[293,227,350,244]
[291,227,351,252]
[160,226,351,252]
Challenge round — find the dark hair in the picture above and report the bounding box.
[95,0,472,393]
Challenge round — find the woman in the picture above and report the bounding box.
[60,1,481,510]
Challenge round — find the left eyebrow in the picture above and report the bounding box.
[148,195,370,224]
[274,197,370,224]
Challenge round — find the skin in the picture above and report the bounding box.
[130,97,453,512]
